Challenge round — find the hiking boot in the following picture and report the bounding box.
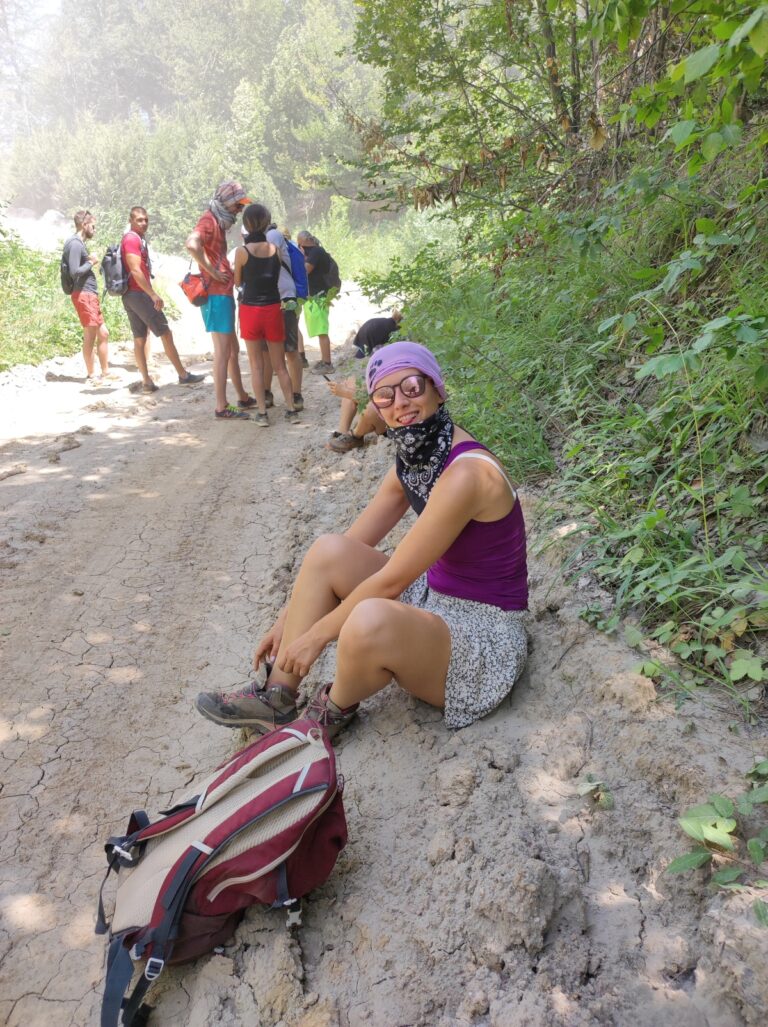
[265,389,274,409]
[252,411,270,427]
[292,392,304,411]
[301,354,310,369]
[305,684,358,739]
[215,406,251,420]
[237,395,257,409]
[196,681,298,731]
[179,371,205,385]
[285,409,300,422]
[312,361,335,375]
[328,432,364,453]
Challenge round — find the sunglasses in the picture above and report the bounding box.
[370,373,427,409]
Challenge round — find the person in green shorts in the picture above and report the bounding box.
[296,230,335,374]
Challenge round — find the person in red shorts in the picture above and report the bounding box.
[234,203,298,427]
[62,210,112,381]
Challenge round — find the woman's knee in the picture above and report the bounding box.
[339,598,398,653]
[304,533,350,571]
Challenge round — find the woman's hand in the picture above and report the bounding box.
[278,629,326,679]
[253,617,284,670]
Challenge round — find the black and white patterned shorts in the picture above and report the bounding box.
[400,574,528,730]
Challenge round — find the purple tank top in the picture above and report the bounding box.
[426,442,528,611]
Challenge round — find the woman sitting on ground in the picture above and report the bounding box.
[196,341,528,735]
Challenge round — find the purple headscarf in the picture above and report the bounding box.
[366,341,446,400]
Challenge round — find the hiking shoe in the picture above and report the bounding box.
[179,371,205,385]
[215,407,251,420]
[328,432,364,453]
[305,684,358,739]
[292,393,304,411]
[265,389,274,409]
[285,409,300,422]
[312,361,335,375]
[252,411,270,427]
[301,354,310,369]
[237,395,257,409]
[196,681,298,731]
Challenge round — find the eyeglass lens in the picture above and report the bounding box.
[372,375,426,407]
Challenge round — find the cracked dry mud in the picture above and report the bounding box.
[1,282,767,1027]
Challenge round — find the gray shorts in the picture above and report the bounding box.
[121,290,170,339]
[400,574,528,730]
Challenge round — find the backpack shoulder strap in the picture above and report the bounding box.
[450,451,517,500]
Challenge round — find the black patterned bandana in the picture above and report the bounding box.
[388,405,454,514]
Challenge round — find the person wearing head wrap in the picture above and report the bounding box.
[186,181,257,419]
[197,340,529,737]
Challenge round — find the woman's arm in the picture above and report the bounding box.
[280,462,486,676]
[233,246,246,288]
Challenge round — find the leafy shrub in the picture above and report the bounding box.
[0,228,131,370]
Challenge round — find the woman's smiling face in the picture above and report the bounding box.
[371,366,442,430]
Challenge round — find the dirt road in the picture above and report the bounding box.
[0,254,766,1025]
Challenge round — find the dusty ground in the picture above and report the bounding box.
[1,218,767,1026]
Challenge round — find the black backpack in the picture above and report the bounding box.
[324,253,341,292]
[101,244,129,296]
[60,239,76,295]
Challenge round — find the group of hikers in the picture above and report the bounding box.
[61,180,529,738]
[60,180,341,425]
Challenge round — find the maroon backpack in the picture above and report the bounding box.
[96,720,346,1026]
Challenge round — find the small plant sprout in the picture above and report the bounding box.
[667,759,768,927]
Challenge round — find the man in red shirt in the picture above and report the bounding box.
[186,181,255,420]
[121,207,204,394]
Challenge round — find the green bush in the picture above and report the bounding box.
[0,229,131,370]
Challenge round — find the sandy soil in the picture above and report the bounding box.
[1,217,767,1026]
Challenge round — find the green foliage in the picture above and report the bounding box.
[8,110,284,254]
[577,774,615,810]
[0,230,130,370]
[666,760,768,927]
[361,131,768,702]
[5,0,382,230]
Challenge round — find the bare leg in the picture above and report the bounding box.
[287,349,303,395]
[268,342,294,409]
[318,333,332,365]
[82,327,97,377]
[211,332,231,411]
[262,343,274,394]
[244,340,267,413]
[354,401,386,437]
[223,334,247,402]
[96,323,110,374]
[331,599,451,709]
[159,329,187,378]
[271,534,389,691]
[338,397,357,434]
[133,335,153,385]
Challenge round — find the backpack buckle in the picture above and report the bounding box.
[285,899,302,928]
[144,957,165,981]
[111,844,135,864]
